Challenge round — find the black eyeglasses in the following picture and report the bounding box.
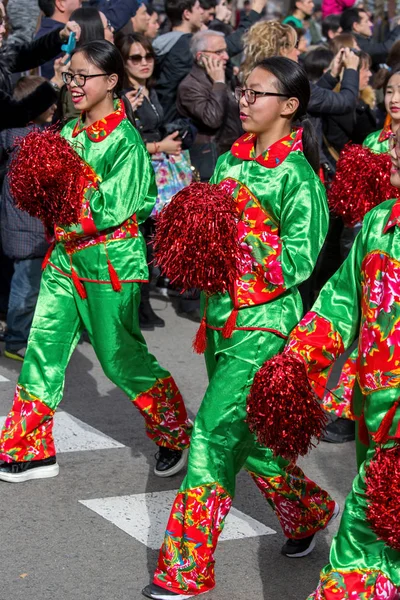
[389,133,400,156]
[62,72,108,86]
[234,87,288,104]
[105,18,114,31]
[202,48,228,56]
[128,53,155,65]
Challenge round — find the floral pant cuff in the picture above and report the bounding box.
[0,384,55,463]
[154,483,232,595]
[308,568,400,599]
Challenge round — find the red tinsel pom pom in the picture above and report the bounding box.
[8,127,85,228]
[328,143,400,227]
[365,444,400,551]
[153,182,242,295]
[247,352,328,461]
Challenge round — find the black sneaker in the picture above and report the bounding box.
[142,583,194,599]
[281,502,340,558]
[139,300,165,329]
[322,418,355,443]
[0,456,59,483]
[154,447,188,478]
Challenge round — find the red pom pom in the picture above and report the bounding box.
[365,444,400,550]
[153,182,242,295]
[247,352,328,461]
[328,144,400,227]
[8,127,85,228]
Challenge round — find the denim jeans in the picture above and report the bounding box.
[5,258,43,351]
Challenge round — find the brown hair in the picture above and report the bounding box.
[241,21,297,82]
[373,41,400,90]
[114,32,156,88]
[329,32,357,55]
[13,75,49,101]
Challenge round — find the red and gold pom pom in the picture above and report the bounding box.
[8,127,85,228]
[153,182,242,295]
[365,444,400,550]
[328,144,400,227]
[247,352,328,461]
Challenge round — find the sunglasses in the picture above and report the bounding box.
[129,53,154,65]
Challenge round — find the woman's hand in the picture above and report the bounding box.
[159,131,182,155]
[342,47,360,71]
[51,56,65,89]
[330,48,344,78]
[59,21,81,43]
[126,89,145,111]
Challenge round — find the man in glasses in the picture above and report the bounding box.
[177,29,241,181]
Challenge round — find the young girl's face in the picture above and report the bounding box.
[385,73,400,123]
[239,67,291,135]
[67,51,116,112]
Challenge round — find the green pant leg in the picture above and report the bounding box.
[0,265,83,462]
[78,281,191,450]
[308,387,400,599]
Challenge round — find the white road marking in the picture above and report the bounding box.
[0,375,10,382]
[0,411,125,453]
[80,490,276,548]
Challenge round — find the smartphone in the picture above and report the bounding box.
[134,86,144,100]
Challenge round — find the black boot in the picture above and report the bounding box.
[322,417,355,443]
[139,299,165,330]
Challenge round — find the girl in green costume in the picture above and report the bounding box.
[363,68,400,154]
[282,128,400,599]
[0,41,192,483]
[143,57,338,600]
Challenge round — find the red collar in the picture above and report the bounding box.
[383,199,400,233]
[378,115,393,143]
[72,99,125,142]
[230,128,303,168]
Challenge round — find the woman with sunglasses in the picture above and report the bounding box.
[143,57,339,600]
[116,33,193,330]
[0,40,192,483]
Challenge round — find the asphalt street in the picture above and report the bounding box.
[0,296,357,600]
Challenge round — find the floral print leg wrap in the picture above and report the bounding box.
[154,483,232,595]
[0,384,55,463]
[307,569,400,599]
[249,467,336,539]
[133,376,192,450]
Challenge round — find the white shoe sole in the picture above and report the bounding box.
[143,591,195,600]
[0,463,59,483]
[329,501,341,525]
[154,448,188,478]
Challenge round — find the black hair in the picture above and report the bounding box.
[383,65,400,94]
[70,7,105,46]
[303,47,333,82]
[321,14,341,39]
[255,56,320,173]
[199,0,217,9]
[73,40,136,126]
[115,32,156,88]
[39,0,55,17]
[166,0,198,27]
[288,0,298,15]
[340,7,365,33]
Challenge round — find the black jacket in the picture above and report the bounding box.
[355,26,400,68]
[0,27,63,131]
[154,9,262,122]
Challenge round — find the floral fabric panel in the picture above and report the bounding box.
[308,569,400,600]
[154,483,232,594]
[0,384,55,462]
[287,311,345,399]
[358,251,400,394]
[249,466,335,539]
[323,348,358,419]
[133,376,192,450]
[219,178,286,308]
[151,150,193,217]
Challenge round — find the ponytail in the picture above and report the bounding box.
[119,93,136,128]
[299,117,320,174]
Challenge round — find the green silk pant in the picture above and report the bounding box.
[0,263,192,463]
[308,386,400,599]
[154,327,336,596]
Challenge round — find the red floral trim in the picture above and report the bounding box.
[59,215,139,253]
[205,323,287,338]
[287,312,345,398]
[72,99,125,142]
[0,385,55,462]
[154,483,232,595]
[383,200,400,233]
[308,568,400,599]
[378,114,393,143]
[323,349,357,420]
[231,127,303,168]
